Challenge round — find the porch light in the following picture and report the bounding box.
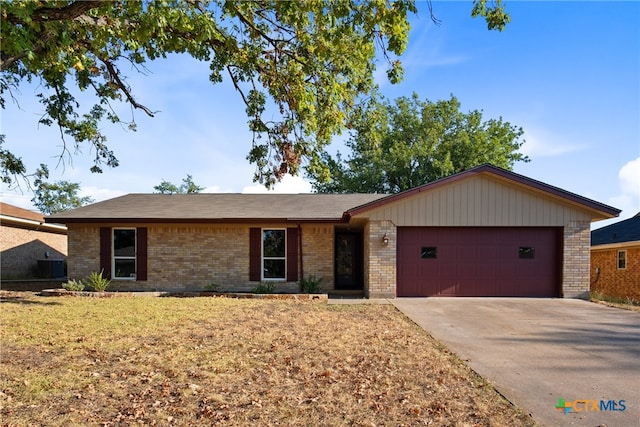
[382,233,389,245]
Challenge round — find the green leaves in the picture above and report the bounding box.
[0,136,26,184]
[153,175,204,194]
[1,1,510,190]
[31,178,94,215]
[471,0,511,31]
[308,93,529,194]
[1,0,419,188]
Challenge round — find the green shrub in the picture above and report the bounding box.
[86,270,111,292]
[62,279,85,291]
[204,282,220,292]
[252,282,276,294]
[300,275,324,294]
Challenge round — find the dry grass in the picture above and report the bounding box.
[591,292,640,313]
[592,300,640,313]
[0,291,535,426]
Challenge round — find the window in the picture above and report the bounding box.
[113,228,136,279]
[249,227,297,282]
[618,250,627,269]
[519,247,535,259]
[262,229,286,280]
[421,247,437,259]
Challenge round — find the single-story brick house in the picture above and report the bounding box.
[590,213,640,301]
[1,202,67,280]
[47,164,619,298]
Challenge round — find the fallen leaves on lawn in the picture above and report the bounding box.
[0,292,535,426]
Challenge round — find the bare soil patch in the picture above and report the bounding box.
[0,291,535,426]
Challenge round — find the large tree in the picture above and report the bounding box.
[1,1,509,188]
[308,93,528,194]
[153,174,204,194]
[31,176,94,215]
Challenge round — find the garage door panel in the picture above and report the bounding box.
[439,283,457,296]
[397,227,560,297]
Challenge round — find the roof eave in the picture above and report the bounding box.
[345,164,621,219]
[45,217,347,225]
[591,240,640,250]
[2,215,68,234]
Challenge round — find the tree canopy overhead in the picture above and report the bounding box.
[308,93,529,194]
[1,0,509,188]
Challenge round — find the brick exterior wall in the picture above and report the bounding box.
[66,225,100,280]
[66,219,597,299]
[591,246,640,301]
[562,220,591,299]
[364,220,396,299]
[1,224,67,279]
[301,224,335,291]
[66,223,335,292]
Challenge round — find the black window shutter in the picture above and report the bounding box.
[99,227,112,279]
[249,228,262,281]
[136,227,148,281]
[286,227,299,282]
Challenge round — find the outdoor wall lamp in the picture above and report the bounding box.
[382,233,389,245]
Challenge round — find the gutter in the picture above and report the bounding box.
[1,215,67,234]
[44,217,350,225]
[590,240,640,251]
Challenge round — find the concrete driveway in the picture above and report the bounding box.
[391,298,640,427]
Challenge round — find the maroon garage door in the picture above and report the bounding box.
[397,227,561,297]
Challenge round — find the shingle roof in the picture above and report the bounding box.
[1,202,67,233]
[44,165,621,225]
[0,202,44,222]
[45,193,388,224]
[591,213,640,246]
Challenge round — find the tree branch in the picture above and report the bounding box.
[29,1,104,22]
[231,4,281,49]
[0,30,56,71]
[2,1,104,70]
[100,59,155,117]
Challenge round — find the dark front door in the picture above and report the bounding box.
[335,232,363,290]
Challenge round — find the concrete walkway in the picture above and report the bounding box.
[391,298,640,426]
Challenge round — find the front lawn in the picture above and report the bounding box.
[0,291,534,426]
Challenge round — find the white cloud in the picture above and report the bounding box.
[520,127,583,158]
[202,184,238,193]
[242,175,312,194]
[0,191,37,211]
[407,55,468,69]
[618,157,640,198]
[594,157,640,229]
[80,187,127,204]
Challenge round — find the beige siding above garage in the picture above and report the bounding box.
[355,175,593,227]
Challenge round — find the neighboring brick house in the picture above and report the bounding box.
[590,213,640,301]
[1,202,67,280]
[47,164,619,298]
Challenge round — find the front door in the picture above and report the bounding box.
[335,232,363,290]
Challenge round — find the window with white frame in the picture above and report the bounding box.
[113,228,136,279]
[262,229,286,280]
[617,250,627,270]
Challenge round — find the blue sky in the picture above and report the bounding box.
[1,1,638,229]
